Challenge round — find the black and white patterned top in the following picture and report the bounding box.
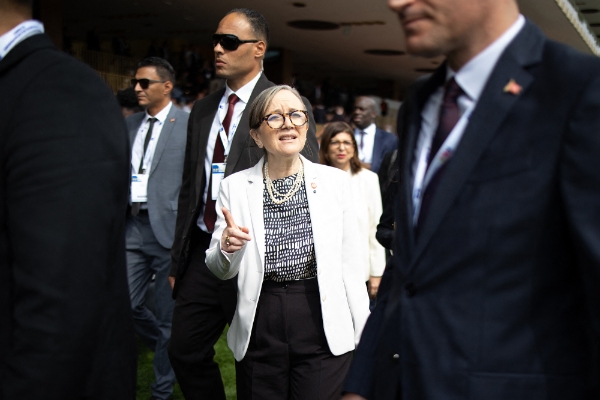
[263,173,317,282]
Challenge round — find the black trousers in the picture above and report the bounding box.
[168,228,237,400]
[236,279,352,400]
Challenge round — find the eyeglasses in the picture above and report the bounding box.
[329,140,354,148]
[262,110,309,129]
[131,78,166,89]
[212,34,259,51]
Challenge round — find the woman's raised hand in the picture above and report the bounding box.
[221,207,252,253]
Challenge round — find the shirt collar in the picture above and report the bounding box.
[0,20,44,61]
[449,14,525,102]
[224,71,262,104]
[356,123,377,136]
[145,101,172,124]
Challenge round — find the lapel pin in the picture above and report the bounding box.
[170,118,175,123]
[503,79,522,95]
[311,182,317,189]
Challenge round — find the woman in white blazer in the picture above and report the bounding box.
[318,122,386,300]
[205,85,370,400]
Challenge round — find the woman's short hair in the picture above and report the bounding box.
[248,85,304,130]
[319,121,362,174]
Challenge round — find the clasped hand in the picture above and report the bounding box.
[221,207,252,253]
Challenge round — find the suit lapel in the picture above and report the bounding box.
[225,73,273,175]
[397,68,447,260]
[247,158,266,271]
[194,90,224,202]
[149,106,176,176]
[410,21,544,267]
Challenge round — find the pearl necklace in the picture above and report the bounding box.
[264,159,304,205]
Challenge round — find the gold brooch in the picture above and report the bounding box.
[503,79,522,95]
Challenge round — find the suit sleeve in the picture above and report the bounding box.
[343,254,395,398]
[301,97,319,162]
[170,106,196,277]
[560,72,600,339]
[204,179,247,280]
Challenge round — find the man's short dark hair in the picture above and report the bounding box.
[136,57,175,83]
[226,8,269,47]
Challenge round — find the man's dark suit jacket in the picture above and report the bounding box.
[170,73,319,297]
[0,34,136,399]
[370,128,398,174]
[345,20,600,400]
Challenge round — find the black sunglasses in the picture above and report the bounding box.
[212,34,259,51]
[131,78,166,89]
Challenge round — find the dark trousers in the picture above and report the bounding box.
[126,212,175,399]
[236,279,352,400]
[168,228,237,400]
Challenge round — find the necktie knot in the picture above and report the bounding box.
[443,78,463,103]
[228,93,240,107]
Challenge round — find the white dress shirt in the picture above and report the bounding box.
[0,20,44,61]
[411,15,525,223]
[197,71,263,232]
[354,123,376,164]
[131,102,172,174]
[131,102,172,207]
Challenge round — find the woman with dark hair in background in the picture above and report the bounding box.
[205,85,369,399]
[319,122,386,301]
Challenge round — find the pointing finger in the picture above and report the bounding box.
[222,207,236,229]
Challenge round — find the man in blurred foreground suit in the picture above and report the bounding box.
[167,8,319,399]
[344,0,600,399]
[0,0,136,398]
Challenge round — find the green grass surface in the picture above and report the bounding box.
[136,327,237,400]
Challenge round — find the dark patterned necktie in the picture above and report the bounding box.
[204,93,240,231]
[428,78,463,165]
[417,78,463,229]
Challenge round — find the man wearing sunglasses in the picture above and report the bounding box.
[126,56,189,400]
[167,8,319,400]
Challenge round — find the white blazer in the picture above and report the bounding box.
[205,155,370,361]
[347,168,386,281]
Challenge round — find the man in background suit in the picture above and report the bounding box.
[167,8,318,399]
[126,57,188,400]
[352,96,398,173]
[0,0,136,398]
[344,0,600,399]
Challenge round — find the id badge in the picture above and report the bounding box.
[211,163,226,200]
[131,173,149,202]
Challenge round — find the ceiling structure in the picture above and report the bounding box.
[63,0,600,96]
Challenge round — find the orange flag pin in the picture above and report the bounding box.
[503,79,522,95]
